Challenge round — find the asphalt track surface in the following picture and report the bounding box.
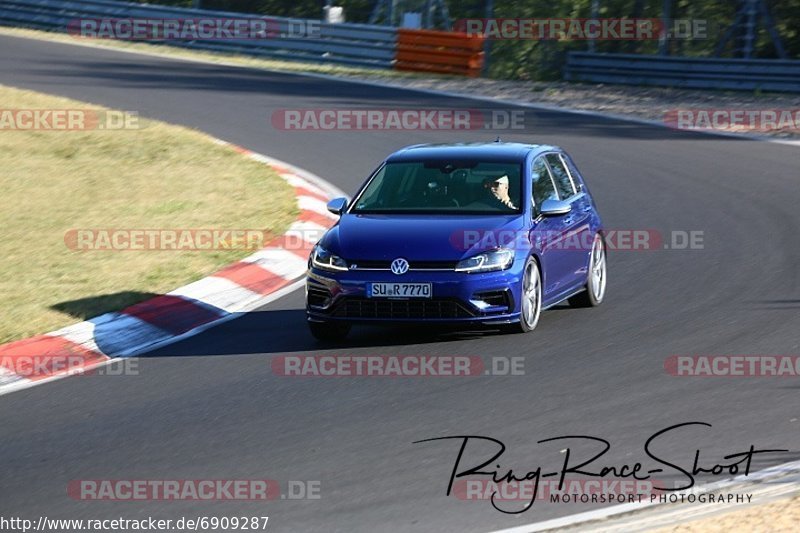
[2,34,800,533]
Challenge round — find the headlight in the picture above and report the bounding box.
[455,249,514,273]
[311,245,348,272]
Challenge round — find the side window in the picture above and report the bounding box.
[561,153,585,193]
[545,153,576,200]
[531,157,557,215]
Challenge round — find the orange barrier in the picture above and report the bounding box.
[395,29,485,77]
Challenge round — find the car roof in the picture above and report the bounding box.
[385,142,559,162]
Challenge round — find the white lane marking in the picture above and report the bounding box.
[6,29,800,531]
[114,276,308,358]
[581,483,800,533]
[298,195,336,217]
[286,220,329,244]
[240,248,308,280]
[89,312,174,355]
[0,277,309,398]
[280,173,328,195]
[0,358,115,396]
[49,312,173,358]
[169,276,262,314]
[50,320,101,354]
[0,365,29,387]
[0,141,342,396]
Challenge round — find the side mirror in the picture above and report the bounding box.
[540,199,571,217]
[326,197,348,216]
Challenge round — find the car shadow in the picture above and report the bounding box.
[140,308,517,358]
[51,291,161,320]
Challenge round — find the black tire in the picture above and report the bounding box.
[308,321,351,341]
[506,257,542,334]
[569,233,607,308]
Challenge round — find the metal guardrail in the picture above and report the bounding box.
[0,0,397,68]
[565,52,800,93]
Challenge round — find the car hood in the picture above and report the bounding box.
[321,214,524,261]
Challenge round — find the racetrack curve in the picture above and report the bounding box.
[1,34,800,533]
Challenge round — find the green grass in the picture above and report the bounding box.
[0,84,298,343]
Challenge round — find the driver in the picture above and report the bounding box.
[483,175,517,210]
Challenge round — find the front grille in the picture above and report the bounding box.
[330,297,475,319]
[349,260,456,270]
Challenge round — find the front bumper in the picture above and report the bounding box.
[305,263,524,324]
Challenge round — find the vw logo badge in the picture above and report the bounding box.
[390,258,409,275]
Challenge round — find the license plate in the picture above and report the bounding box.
[367,282,432,298]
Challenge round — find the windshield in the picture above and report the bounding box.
[351,160,522,214]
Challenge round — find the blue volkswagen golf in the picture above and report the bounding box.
[305,142,606,340]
